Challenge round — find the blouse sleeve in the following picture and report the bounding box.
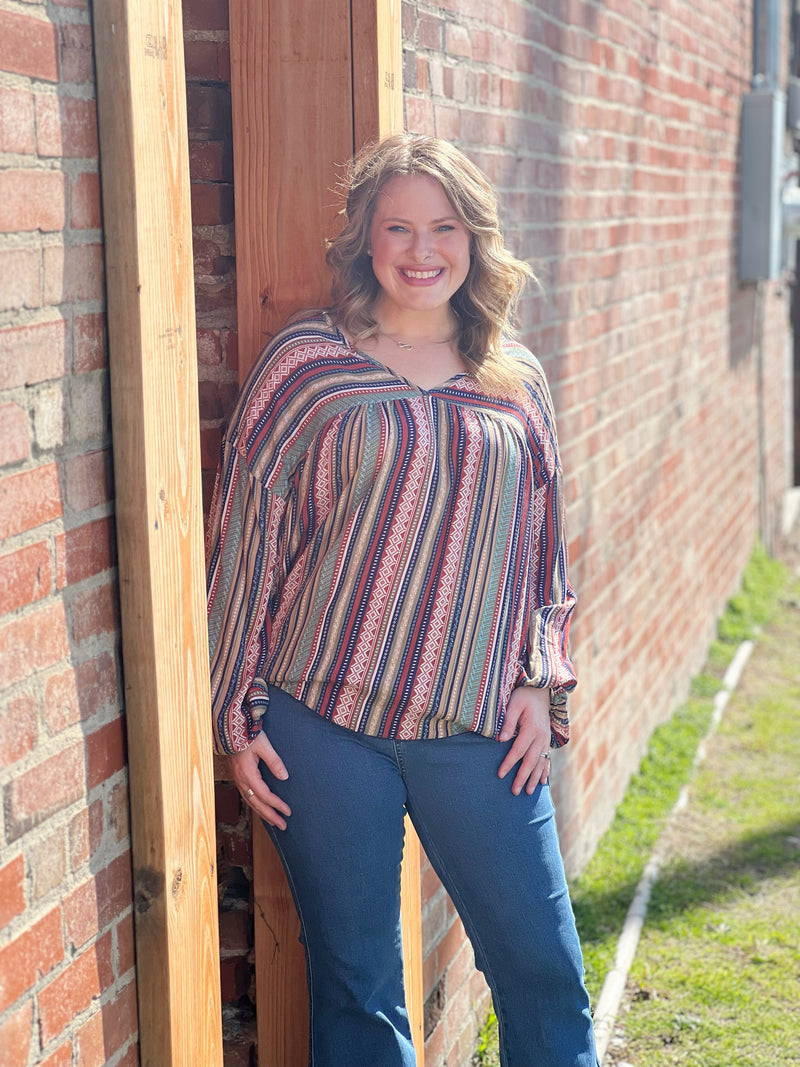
[206,433,286,755]
[514,354,577,749]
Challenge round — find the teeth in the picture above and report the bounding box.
[402,269,442,279]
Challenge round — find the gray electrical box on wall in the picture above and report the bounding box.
[739,89,785,282]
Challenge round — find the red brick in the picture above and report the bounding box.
[0,694,38,768]
[0,854,25,930]
[27,825,67,902]
[0,404,30,467]
[0,10,59,81]
[73,651,118,722]
[0,86,36,154]
[219,956,250,1002]
[189,139,231,182]
[39,1042,73,1067]
[0,319,67,389]
[69,799,104,872]
[184,39,227,82]
[64,877,100,950]
[73,313,106,373]
[95,979,138,1060]
[68,581,119,646]
[38,941,106,1045]
[0,247,42,313]
[196,328,223,366]
[70,170,102,230]
[0,542,51,614]
[218,909,250,953]
[36,94,99,158]
[116,913,135,977]
[93,854,133,932]
[0,907,63,1014]
[183,0,230,31]
[42,665,81,734]
[0,1000,34,1066]
[186,84,231,137]
[0,597,69,693]
[64,449,114,512]
[86,717,126,790]
[4,741,83,842]
[64,517,117,584]
[75,1011,105,1067]
[0,463,62,540]
[44,242,105,304]
[0,169,66,233]
[59,21,94,84]
[191,181,234,226]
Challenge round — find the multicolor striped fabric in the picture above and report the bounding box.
[206,313,576,754]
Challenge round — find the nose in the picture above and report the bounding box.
[410,231,434,262]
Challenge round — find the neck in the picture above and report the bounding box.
[372,300,457,344]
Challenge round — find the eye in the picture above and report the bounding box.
[387,225,408,233]
[436,224,456,232]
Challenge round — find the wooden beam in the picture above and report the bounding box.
[351,0,404,147]
[92,3,223,1065]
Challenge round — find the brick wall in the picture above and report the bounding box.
[0,1,136,1065]
[401,0,793,1060]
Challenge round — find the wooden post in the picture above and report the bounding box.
[92,3,223,1065]
[229,1,422,1064]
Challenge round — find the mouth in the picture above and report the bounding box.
[399,268,444,281]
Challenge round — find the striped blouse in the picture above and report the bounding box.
[206,313,576,755]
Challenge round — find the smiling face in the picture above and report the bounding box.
[368,173,472,327]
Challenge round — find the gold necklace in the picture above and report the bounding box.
[380,331,456,351]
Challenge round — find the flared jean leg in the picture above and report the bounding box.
[258,689,416,1067]
[400,731,598,1067]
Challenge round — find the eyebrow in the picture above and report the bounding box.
[380,216,460,224]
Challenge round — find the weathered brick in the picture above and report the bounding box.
[63,449,114,512]
[0,541,52,614]
[27,824,67,901]
[0,853,26,929]
[68,798,104,872]
[0,85,36,154]
[0,694,38,769]
[0,999,34,1067]
[43,242,104,304]
[42,665,80,734]
[35,94,99,158]
[0,319,67,389]
[4,740,83,841]
[0,907,63,1014]
[0,169,66,233]
[0,9,59,81]
[68,580,119,646]
[182,0,230,31]
[59,20,95,84]
[64,516,117,585]
[73,313,106,373]
[0,598,69,695]
[0,247,42,313]
[86,717,126,790]
[0,463,62,540]
[70,170,102,230]
[38,937,109,1045]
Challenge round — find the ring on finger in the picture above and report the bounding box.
[245,787,255,798]
[539,751,550,759]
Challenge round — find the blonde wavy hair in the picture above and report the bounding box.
[326,134,535,393]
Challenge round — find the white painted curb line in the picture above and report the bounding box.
[592,638,755,1065]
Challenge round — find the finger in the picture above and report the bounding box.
[498,701,523,743]
[251,731,289,781]
[497,723,538,779]
[238,780,292,829]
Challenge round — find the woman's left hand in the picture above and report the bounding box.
[497,685,552,795]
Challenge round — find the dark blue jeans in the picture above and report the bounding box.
[260,687,598,1067]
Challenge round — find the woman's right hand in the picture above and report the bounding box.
[226,729,292,830]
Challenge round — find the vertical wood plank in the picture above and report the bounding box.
[91,2,223,1066]
[351,0,404,148]
[229,0,354,377]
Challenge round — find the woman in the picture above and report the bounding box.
[206,134,598,1067]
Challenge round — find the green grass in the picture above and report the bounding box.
[619,563,800,1065]
[473,543,789,1066]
